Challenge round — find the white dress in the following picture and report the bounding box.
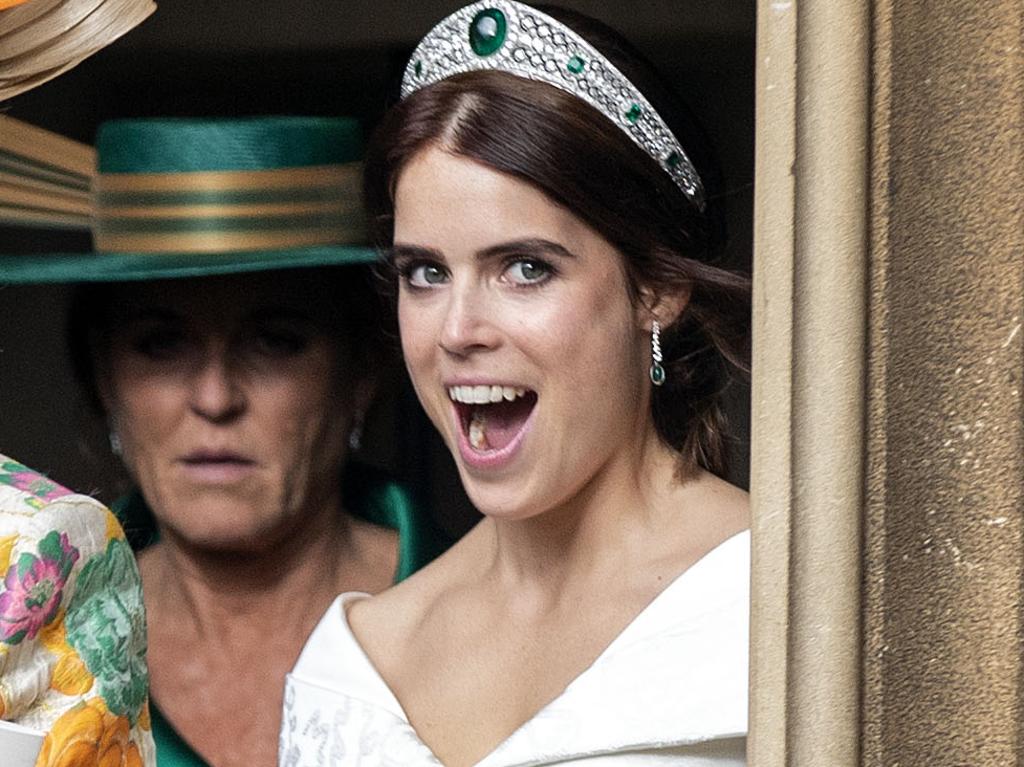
[279,530,749,766]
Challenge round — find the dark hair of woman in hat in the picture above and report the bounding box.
[281,4,751,767]
[59,117,449,767]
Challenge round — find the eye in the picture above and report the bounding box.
[403,262,449,289]
[130,326,188,360]
[503,258,552,286]
[246,325,311,358]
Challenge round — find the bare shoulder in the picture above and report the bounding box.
[347,523,485,658]
[696,470,750,530]
[654,470,749,571]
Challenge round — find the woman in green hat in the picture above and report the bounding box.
[2,116,449,767]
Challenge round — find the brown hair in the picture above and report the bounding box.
[364,5,749,476]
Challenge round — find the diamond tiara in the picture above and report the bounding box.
[400,1,706,210]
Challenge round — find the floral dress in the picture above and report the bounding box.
[0,454,154,766]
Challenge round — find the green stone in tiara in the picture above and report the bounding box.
[469,8,507,57]
[402,1,707,210]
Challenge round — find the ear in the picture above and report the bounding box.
[92,355,117,418]
[636,282,692,331]
[351,374,378,419]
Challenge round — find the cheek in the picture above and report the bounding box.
[523,286,637,373]
[107,366,185,443]
[397,297,438,379]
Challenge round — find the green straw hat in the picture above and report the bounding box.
[0,116,378,283]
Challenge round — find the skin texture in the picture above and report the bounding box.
[349,148,749,767]
[97,271,398,767]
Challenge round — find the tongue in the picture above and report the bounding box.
[469,397,534,451]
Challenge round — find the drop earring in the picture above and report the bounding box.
[649,320,666,386]
[348,411,364,451]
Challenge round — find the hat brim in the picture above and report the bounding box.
[0,244,380,284]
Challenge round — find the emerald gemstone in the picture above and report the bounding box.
[567,55,586,74]
[414,60,423,77]
[469,8,507,57]
[666,151,681,168]
[650,362,666,386]
[625,103,643,124]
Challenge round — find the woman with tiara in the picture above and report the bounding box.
[281,3,751,765]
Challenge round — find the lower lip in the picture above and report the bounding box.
[178,460,256,484]
[453,403,536,471]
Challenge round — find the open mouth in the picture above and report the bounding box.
[448,384,538,453]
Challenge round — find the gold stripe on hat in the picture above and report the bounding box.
[94,224,368,255]
[92,161,367,254]
[95,163,361,194]
[97,199,361,220]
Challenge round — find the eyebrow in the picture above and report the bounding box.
[478,238,578,262]
[388,238,578,263]
[121,306,315,325]
[120,307,180,323]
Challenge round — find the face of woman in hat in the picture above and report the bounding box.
[393,147,653,519]
[96,270,362,552]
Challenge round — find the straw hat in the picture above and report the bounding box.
[0,0,155,101]
[0,4,156,764]
[0,115,379,283]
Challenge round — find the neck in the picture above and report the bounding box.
[480,427,692,594]
[141,492,352,642]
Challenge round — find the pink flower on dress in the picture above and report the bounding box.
[0,531,80,645]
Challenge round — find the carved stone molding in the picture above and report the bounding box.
[751,1,1023,765]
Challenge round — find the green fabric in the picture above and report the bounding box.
[0,116,379,284]
[0,245,376,284]
[149,704,204,767]
[97,117,363,173]
[114,462,449,767]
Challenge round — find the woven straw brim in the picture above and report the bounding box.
[0,0,156,101]
[0,116,94,228]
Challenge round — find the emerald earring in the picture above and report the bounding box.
[650,320,666,386]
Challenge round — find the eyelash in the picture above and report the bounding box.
[502,257,555,287]
[396,260,447,290]
[395,257,557,290]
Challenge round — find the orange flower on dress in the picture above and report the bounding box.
[35,698,143,767]
[39,613,94,696]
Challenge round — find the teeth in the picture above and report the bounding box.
[469,412,488,450]
[448,385,531,404]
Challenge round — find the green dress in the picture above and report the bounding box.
[114,463,448,767]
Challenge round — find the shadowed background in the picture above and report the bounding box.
[0,0,754,537]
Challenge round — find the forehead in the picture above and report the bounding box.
[105,270,341,326]
[393,147,603,255]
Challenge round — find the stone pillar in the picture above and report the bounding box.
[862,1,1024,764]
[750,1,1024,765]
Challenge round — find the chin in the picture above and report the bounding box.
[461,478,549,521]
[162,496,285,550]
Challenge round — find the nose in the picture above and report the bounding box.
[188,345,245,422]
[438,281,500,357]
